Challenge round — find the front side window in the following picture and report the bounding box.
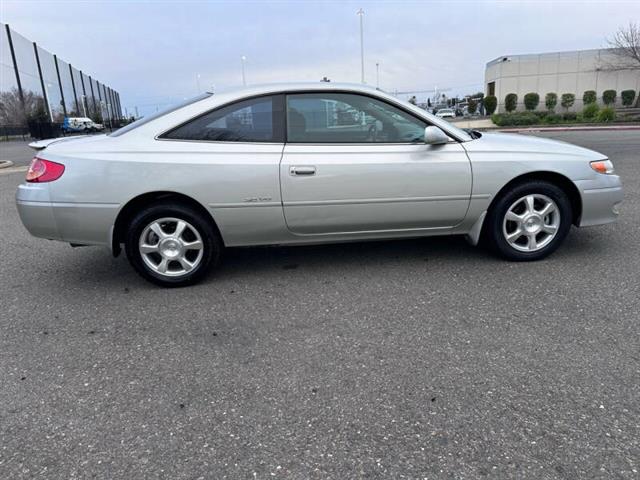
[286,93,428,143]
[162,95,284,142]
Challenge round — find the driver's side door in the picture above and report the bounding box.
[280,92,472,235]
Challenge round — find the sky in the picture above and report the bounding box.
[2,0,638,116]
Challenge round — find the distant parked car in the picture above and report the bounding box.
[62,117,104,133]
[435,108,455,119]
[17,82,623,287]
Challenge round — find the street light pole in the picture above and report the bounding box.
[357,8,365,83]
[376,62,379,89]
[196,74,201,93]
[241,56,247,86]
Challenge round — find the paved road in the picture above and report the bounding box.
[0,140,34,167]
[1,131,638,479]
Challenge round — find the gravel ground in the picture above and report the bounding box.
[0,131,638,479]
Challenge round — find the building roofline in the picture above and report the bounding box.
[486,47,618,67]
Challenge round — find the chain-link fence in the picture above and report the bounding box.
[1,22,123,135]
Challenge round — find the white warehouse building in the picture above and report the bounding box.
[485,48,640,113]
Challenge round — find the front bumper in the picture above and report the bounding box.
[576,175,623,227]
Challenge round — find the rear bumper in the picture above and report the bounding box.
[576,176,623,227]
[16,183,62,241]
[16,183,118,245]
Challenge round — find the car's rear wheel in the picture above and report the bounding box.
[124,203,221,287]
[485,180,572,261]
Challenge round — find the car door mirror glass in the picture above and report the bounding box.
[424,126,449,145]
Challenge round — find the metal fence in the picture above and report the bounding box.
[0,23,122,129]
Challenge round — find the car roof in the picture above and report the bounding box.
[212,81,382,96]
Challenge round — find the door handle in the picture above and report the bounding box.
[290,166,316,176]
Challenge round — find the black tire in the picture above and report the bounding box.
[484,180,572,261]
[124,202,221,287]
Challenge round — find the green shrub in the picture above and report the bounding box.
[491,112,539,126]
[602,90,616,105]
[545,93,558,111]
[583,90,597,104]
[563,112,577,121]
[533,111,548,119]
[597,106,616,122]
[523,92,540,111]
[544,113,562,124]
[484,95,497,115]
[621,90,636,107]
[467,98,477,114]
[561,93,575,111]
[505,93,518,112]
[582,103,599,120]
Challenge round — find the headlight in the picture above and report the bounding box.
[590,159,615,175]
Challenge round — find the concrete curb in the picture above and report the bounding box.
[0,160,14,169]
[497,125,640,133]
[0,165,28,176]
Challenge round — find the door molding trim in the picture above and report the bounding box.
[283,194,488,207]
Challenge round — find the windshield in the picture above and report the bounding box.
[110,92,213,137]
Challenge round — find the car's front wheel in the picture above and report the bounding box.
[485,180,573,261]
[124,203,221,287]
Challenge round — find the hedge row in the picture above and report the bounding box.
[501,90,637,112]
[491,105,617,126]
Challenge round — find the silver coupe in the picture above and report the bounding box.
[17,83,623,286]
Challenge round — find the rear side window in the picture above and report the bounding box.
[161,95,285,142]
[111,93,212,137]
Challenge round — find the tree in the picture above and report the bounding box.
[545,93,558,111]
[505,93,518,112]
[524,92,540,111]
[0,88,47,126]
[484,95,497,115]
[561,93,575,111]
[602,90,617,105]
[605,22,640,106]
[583,90,597,104]
[607,22,640,68]
[621,89,637,107]
[467,98,477,114]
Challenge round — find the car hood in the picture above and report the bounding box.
[464,132,607,160]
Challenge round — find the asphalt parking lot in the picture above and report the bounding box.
[1,131,638,479]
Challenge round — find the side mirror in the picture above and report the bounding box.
[424,126,449,145]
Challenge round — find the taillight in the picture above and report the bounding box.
[26,157,65,183]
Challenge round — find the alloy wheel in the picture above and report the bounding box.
[138,217,204,277]
[502,194,560,252]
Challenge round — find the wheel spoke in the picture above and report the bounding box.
[506,229,523,243]
[157,258,169,273]
[505,211,523,223]
[150,222,167,240]
[542,224,558,234]
[525,195,536,214]
[178,257,194,272]
[174,220,187,238]
[539,202,556,218]
[182,239,203,251]
[527,232,538,250]
[140,243,159,254]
